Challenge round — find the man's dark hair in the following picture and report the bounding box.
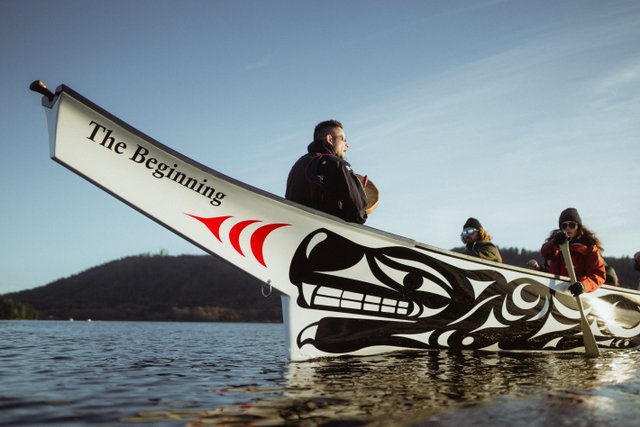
[313,120,343,141]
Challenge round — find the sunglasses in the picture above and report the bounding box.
[461,228,477,236]
[561,222,577,230]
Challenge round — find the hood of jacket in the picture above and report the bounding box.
[307,139,337,156]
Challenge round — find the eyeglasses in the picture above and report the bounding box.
[461,228,477,237]
[561,222,577,230]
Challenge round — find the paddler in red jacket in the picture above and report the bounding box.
[541,207,606,295]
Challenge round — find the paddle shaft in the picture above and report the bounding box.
[560,241,600,357]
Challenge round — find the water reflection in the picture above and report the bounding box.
[115,350,640,426]
[5,322,637,426]
[238,350,638,426]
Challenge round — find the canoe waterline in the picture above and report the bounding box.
[35,83,640,361]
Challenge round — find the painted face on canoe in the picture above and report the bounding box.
[288,228,640,355]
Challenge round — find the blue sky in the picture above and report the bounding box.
[1,0,639,295]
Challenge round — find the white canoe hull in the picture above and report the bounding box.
[37,84,640,360]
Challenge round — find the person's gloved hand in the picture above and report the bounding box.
[553,230,568,247]
[568,281,585,296]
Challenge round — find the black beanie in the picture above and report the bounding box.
[559,208,582,227]
[463,217,482,230]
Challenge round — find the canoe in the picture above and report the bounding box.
[32,81,640,360]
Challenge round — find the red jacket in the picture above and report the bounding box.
[541,238,606,292]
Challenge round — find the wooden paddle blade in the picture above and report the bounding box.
[577,297,600,357]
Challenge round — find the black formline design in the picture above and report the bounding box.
[290,229,640,354]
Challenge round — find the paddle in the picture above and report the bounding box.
[559,241,600,357]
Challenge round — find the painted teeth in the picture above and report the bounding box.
[302,283,418,317]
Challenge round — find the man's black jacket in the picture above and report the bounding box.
[285,139,367,224]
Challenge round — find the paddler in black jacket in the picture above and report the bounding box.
[286,120,368,224]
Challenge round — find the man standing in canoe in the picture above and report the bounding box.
[286,120,368,224]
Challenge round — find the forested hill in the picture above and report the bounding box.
[2,248,638,321]
[3,254,281,322]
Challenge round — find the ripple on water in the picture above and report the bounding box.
[1,321,639,426]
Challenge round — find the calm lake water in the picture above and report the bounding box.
[1,320,639,426]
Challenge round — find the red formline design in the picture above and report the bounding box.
[250,223,290,266]
[186,214,290,267]
[229,220,261,256]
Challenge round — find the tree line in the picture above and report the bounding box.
[0,297,38,320]
[1,254,281,322]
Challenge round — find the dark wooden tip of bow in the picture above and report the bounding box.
[30,80,54,101]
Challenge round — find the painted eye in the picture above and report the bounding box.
[403,271,423,290]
